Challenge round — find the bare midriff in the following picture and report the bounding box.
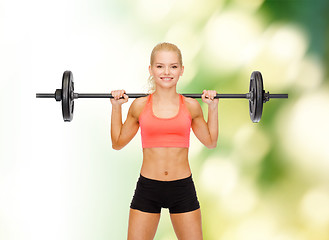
[141,148,191,181]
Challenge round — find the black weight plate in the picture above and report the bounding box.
[61,71,74,122]
[249,71,263,123]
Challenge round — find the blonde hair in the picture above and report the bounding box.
[147,42,183,93]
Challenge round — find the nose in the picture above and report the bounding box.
[164,66,170,75]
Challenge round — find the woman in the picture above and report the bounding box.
[110,42,218,240]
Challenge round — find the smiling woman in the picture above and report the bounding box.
[110,42,219,239]
[147,42,184,93]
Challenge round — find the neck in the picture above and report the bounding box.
[153,88,179,100]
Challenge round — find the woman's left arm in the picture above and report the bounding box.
[187,90,219,149]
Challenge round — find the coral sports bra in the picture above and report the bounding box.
[139,94,192,148]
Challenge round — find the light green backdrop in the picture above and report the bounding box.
[1,0,329,239]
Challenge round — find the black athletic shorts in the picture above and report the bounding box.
[130,174,200,214]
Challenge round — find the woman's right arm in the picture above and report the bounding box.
[110,90,140,150]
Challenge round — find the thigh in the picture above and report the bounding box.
[127,209,161,240]
[170,208,203,240]
[167,175,200,214]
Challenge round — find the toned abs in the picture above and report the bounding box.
[131,96,194,181]
[141,147,191,181]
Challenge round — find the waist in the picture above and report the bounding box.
[142,148,189,161]
[141,148,191,181]
[139,174,193,184]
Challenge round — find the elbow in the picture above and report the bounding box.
[111,136,124,150]
[207,143,217,149]
[112,142,124,150]
[112,144,123,150]
[206,140,218,149]
[111,137,130,150]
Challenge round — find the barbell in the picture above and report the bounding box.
[36,70,288,122]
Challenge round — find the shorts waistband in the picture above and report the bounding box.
[139,174,192,184]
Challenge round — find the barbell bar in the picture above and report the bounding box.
[36,70,288,122]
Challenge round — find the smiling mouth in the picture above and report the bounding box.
[160,77,174,81]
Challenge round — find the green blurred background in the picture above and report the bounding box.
[1,0,329,239]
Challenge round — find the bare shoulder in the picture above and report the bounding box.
[183,96,203,119]
[129,96,149,118]
[131,96,148,108]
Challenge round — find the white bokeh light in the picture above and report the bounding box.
[300,186,329,228]
[204,9,263,73]
[279,90,329,178]
[200,156,239,197]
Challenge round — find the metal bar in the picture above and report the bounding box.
[269,94,288,98]
[77,93,148,98]
[36,93,55,98]
[76,93,249,99]
[36,92,288,99]
[182,94,248,99]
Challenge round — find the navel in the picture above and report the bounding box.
[164,171,168,176]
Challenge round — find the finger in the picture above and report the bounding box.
[202,91,211,103]
[112,90,125,100]
[210,91,216,100]
[204,90,211,100]
[120,90,126,99]
[116,90,122,99]
[201,90,207,100]
[205,90,216,100]
[111,91,117,100]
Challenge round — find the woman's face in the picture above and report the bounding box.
[149,50,184,90]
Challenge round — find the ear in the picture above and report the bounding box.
[148,65,152,75]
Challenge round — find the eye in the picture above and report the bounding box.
[172,65,178,69]
[156,65,163,68]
